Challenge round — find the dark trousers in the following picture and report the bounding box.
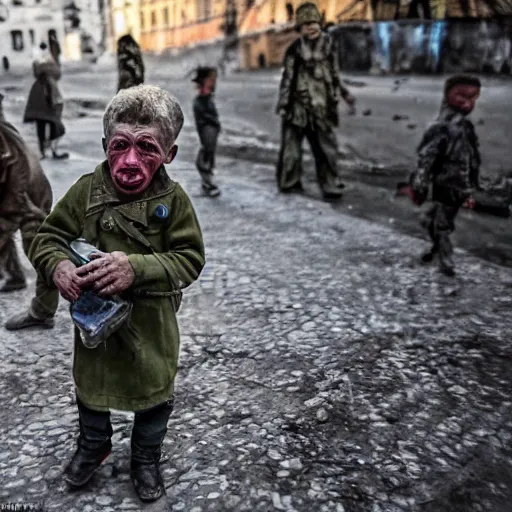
[0,221,58,318]
[36,120,57,155]
[422,186,467,268]
[276,120,341,191]
[76,396,174,460]
[196,125,219,189]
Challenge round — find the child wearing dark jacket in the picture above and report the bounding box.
[410,74,482,277]
[192,66,221,197]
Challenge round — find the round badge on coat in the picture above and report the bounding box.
[154,204,169,220]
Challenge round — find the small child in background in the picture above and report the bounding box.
[192,66,221,197]
[409,74,482,277]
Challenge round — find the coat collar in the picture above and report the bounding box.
[88,161,175,226]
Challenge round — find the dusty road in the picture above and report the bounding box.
[0,61,512,512]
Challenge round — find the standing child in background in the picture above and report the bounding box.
[409,74,482,277]
[192,67,221,197]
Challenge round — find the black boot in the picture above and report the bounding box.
[421,243,439,264]
[439,235,455,277]
[279,182,304,194]
[64,396,113,487]
[63,438,112,488]
[52,150,69,160]
[0,277,27,292]
[130,398,174,503]
[131,445,165,503]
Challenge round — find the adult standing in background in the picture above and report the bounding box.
[49,33,62,67]
[275,2,356,199]
[0,108,58,330]
[23,42,69,160]
[117,35,145,91]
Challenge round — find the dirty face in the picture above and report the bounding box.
[446,84,480,115]
[105,123,176,196]
[300,22,322,40]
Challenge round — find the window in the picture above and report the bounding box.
[11,30,24,51]
[163,7,169,25]
[151,10,156,27]
[29,29,35,46]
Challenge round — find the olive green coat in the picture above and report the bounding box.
[29,162,205,412]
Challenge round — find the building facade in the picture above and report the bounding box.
[0,0,65,71]
[62,0,105,59]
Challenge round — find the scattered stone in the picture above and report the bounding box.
[95,496,113,506]
[316,408,329,423]
[304,396,324,409]
[280,458,303,470]
[44,466,62,481]
[392,114,409,121]
[363,109,372,116]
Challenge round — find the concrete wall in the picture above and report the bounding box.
[331,18,512,74]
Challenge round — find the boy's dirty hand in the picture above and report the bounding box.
[76,251,135,296]
[53,260,83,302]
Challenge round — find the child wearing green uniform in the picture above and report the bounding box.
[29,85,205,502]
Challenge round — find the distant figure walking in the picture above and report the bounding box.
[23,42,68,160]
[117,35,145,91]
[49,33,62,66]
[192,66,221,197]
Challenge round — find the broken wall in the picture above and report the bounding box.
[331,18,512,74]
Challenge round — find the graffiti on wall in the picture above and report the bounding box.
[332,18,512,73]
[373,20,448,71]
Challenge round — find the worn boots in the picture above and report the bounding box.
[64,397,173,503]
[0,277,27,292]
[200,171,220,197]
[4,310,54,330]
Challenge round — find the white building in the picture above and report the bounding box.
[0,0,65,71]
[62,0,105,60]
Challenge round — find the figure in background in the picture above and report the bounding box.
[29,85,205,503]
[409,74,482,277]
[192,66,221,197]
[117,35,145,92]
[0,109,59,330]
[276,2,356,199]
[49,33,62,66]
[23,42,69,160]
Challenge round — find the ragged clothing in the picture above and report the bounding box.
[276,32,348,193]
[411,104,481,201]
[410,102,482,274]
[276,33,350,131]
[0,120,58,317]
[29,162,205,412]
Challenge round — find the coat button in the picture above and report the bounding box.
[154,204,168,220]
[101,218,114,231]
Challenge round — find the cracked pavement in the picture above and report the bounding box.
[0,61,512,512]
